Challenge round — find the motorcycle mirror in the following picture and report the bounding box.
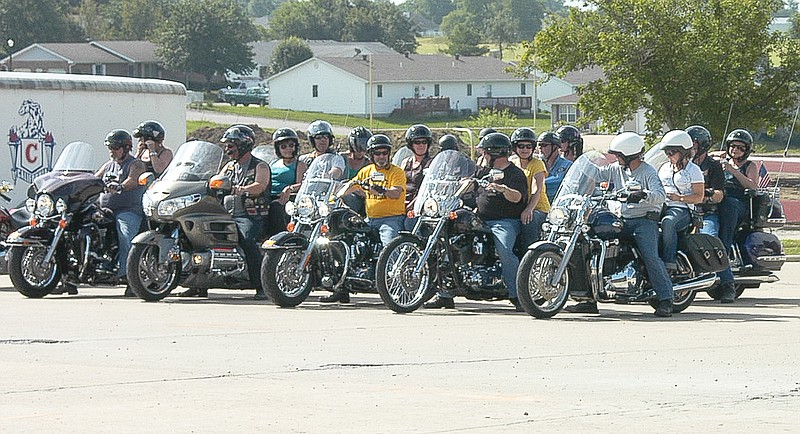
[138,172,156,187]
[370,172,386,182]
[209,175,232,190]
[26,184,36,199]
[489,169,504,181]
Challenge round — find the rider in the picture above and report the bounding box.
[556,125,584,162]
[342,126,372,179]
[299,120,336,167]
[567,132,673,317]
[267,127,307,237]
[657,130,704,274]
[475,127,497,167]
[510,128,550,249]
[95,129,146,296]
[425,132,528,311]
[400,124,434,227]
[438,134,460,153]
[718,129,760,302]
[540,130,572,203]
[132,120,173,177]
[688,125,736,303]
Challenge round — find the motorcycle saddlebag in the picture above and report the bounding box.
[679,233,730,273]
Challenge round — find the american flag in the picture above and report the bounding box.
[758,161,772,189]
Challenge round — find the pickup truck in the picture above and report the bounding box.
[223,87,269,107]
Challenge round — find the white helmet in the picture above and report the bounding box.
[608,132,644,157]
[659,130,693,151]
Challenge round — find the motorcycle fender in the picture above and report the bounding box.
[4,225,54,246]
[131,230,178,264]
[527,240,563,254]
[261,232,308,250]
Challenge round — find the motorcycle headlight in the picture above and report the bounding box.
[318,201,330,217]
[142,193,153,217]
[285,200,296,216]
[36,194,55,217]
[55,198,68,214]
[25,198,36,214]
[157,194,201,216]
[548,206,569,227]
[296,195,315,218]
[422,197,439,217]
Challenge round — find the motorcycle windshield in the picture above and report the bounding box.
[297,153,346,199]
[52,141,106,172]
[252,144,277,164]
[160,141,224,182]
[643,143,668,171]
[553,151,612,202]
[413,150,477,215]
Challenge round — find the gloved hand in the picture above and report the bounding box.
[107,181,123,194]
[371,184,387,195]
[704,188,715,197]
[627,190,647,204]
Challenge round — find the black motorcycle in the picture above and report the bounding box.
[6,141,119,297]
[374,150,519,313]
[515,152,723,318]
[261,153,384,307]
[0,181,31,274]
[127,140,277,301]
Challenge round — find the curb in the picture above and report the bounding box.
[786,255,800,262]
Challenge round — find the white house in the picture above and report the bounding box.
[266,52,540,117]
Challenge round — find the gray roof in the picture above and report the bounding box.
[543,93,579,104]
[561,67,604,85]
[92,41,160,63]
[318,53,527,82]
[252,40,396,65]
[37,43,124,63]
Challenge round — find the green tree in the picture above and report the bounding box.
[0,0,85,52]
[268,36,312,75]
[792,11,800,37]
[154,0,259,87]
[440,8,487,56]
[520,0,800,139]
[401,0,454,25]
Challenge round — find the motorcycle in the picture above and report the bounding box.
[127,140,265,301]
[375,150,519,313]
[515,151,722,318]
[0,182,31,274]
[260,153,384,307]
[6,141,120,297]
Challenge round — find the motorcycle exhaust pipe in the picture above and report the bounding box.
[673,274,719,293]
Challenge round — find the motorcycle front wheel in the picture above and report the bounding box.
[8,245,61,298]
[516,249,570,318]
[375,236,433,313]
[127,243,180,301]
[262,248,312,307]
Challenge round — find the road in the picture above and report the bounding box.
[1,266,798,432]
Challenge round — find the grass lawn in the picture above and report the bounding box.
[416,36,526,63]
[782,239,800,255]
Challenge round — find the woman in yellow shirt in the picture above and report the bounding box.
[509,128,551,250]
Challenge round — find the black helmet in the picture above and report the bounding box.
[404,124,433,150]
[307,120,334,149]
[272,127,299,156]
[366,134,393,154]
[510,127,536,146]
[478,128,497,140]
[556,125,583,157]
[348,126,373,153]
[438,134,459,152]
[480,132,512,158]
[536,131,560,148]
[132,120,165,141]
[725,129,754,159]
[686,125,713,156]
[105,129,133,151]
[221,124,256,154]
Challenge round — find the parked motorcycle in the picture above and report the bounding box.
[0,181,31,274]
[515,152,722,318]
[6,141,120,297]
[375,150,522,313]
[127,140,266,301]
[260,153,384,307]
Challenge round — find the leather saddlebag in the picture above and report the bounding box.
[679,233,730,273]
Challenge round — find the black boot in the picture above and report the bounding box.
[720,282,736,304]
[51,283,79,295]
[253,290,268,301]
[423,295,455,309]
[654,299,673,317]
[319,291,350,303]
[123,285,136,297]
[176,288,208,297]
[564,301,599,314]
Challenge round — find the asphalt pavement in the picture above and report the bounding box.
[1,265,799,432]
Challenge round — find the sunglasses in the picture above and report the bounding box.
[371,150,389,156]
[411,139,429,145]
[107,145,123,150]
[728,144,747,152]
[515,143,534,149]
[665,149,680,156]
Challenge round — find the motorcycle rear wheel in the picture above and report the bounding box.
[127,243,180,301]
[516,249,569,318]
[262,248,312,307]
[375,236,433,313]
[8,245,61,298]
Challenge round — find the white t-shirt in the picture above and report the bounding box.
[658,161,704,209]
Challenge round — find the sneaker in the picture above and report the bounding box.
[509,297,524,312]
[423,295,455,309]
[319,291,350,303]
[654,299,673,317]
[176,288,208,297]
[720,282,736,304]
[564,301,599,314]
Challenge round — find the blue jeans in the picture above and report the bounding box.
[660,206,691,269]
[235,216,265,291]
[719,197,748,257]
[115,210,143,277]
[622,217,673,302]
[520,210,548,252]
[368,215,405,246]
[486,218,521,298]
[699,212,735,285]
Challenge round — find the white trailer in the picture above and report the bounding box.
[1,72,186,206]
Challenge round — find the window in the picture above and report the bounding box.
[466,84,472,96]
[93,64,106,75]
[414,85,420,98]
[434,84,440,96]
[520,83,526,95]
[377,84,383,98]
[485,84,492,97]
[312,85,318,98]
[558,105,577,123]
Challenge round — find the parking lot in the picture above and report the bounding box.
[1,265,799,432]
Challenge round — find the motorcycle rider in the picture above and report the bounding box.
[510,128,550,248]
[425,132,528,311]
[342,126,372,179]
[556,125,584,162]
[540,130,572,203]
[300,120,336,167]
[718,129,760,302]
[328,134,406,303]
[566,132,673,317]
[179,125,270,300]
[133,120,173,177]
[438,134,460,152]
[400,124,434,228]
[688,125,736,303]
[267,127,307,238]
[94,129,146,295]
[657,130,704,274]
[475,127,496,167]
